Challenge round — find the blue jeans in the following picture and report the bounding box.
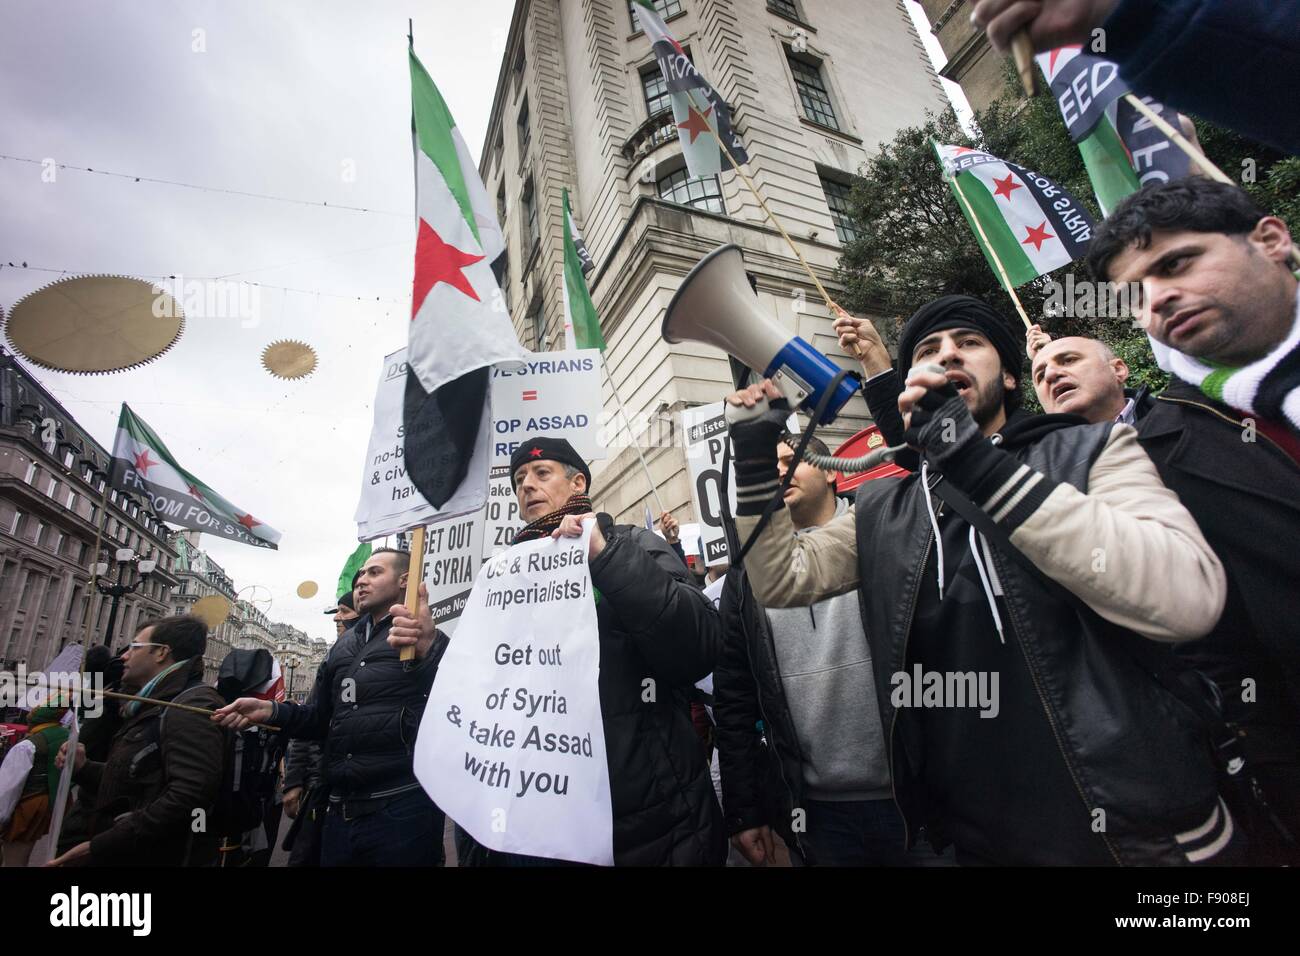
[321,789,445,867]
[797,798,911,867]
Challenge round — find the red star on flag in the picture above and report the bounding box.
[677,104,714,144]
[528,447,543,458]
[236,512,261,531]
[411,218,485,317]
[1046,45,1083,78]
[1023,221,1055,252]
[951,146,979,155]
[133,449,158,475]
[186,482,205,502]
[992,173,1021,201]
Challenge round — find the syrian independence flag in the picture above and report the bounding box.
[634,0,749,179]
[404,44,529,508]
[250,657,286,703]
[935,142,1094,289]
[562,188,605,352]
[568,194,594,277]
[1037,46,1191,216]
[109,403,280,549]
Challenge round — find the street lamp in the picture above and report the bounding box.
[285,658,298,702]
[93,548,157,650]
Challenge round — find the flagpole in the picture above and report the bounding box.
[80,482,112,649]
[99,689,280,731]
[949,171,1034,330]
[603,364,666,516]
[707,125,837,312]
[1121,94,1300,271]
[399,524,425,663]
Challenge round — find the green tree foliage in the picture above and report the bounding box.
[836,63,1300,400]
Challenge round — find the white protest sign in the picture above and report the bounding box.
[480,350,607,560]
[482,465,523,559]
[354,348,490,540]
[35,711,78,865]
[415,519,613,866]
[681,402,738,567]
[422,511,484,637]
[488,350,606,466]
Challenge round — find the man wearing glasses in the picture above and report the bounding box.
[48,616,225,867]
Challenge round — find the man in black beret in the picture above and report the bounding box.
[452,436,726,867]
[723,294,1240,866]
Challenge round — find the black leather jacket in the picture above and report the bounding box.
[853,416,1222,865]
[713,566,808,861]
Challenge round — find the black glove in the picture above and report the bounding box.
[725,395,791,468]
[903,381,1019,500]
[902,382,982,472]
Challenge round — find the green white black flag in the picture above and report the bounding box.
[110,403,280,549]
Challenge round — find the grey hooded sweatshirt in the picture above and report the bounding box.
[766,497,891,802]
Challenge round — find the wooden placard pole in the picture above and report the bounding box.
[399,524,426,662]
[99,689,280,732]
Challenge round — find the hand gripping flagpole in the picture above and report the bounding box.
[399,524,425,662]
[1120,94,1300,272]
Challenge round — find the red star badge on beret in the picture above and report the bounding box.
[528,447,543,458]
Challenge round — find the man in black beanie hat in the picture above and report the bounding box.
[450,435,726,866]
[723,294,1241,866]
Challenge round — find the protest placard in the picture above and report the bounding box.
[354,348,489,540]
[681,402,738,567]
[414,519,613,866]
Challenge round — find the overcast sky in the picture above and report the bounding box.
[0,0,961,645]
[0,0,515,642]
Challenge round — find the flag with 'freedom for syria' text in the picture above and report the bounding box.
[1036,46,1191,216]
[935,142,1094,290]
[404,43,528,509]
[109,403,280,549]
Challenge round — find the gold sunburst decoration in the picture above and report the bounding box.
[261,339,317,380]
[191,595,232,631]
[2,274,184,374]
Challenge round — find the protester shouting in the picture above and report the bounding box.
[725,295,1240,865]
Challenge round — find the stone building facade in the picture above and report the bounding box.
[478,0,948,523]
[0,348,179,670]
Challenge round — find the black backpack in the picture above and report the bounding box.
[208,650,285,841]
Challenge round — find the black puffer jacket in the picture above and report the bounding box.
[587,516,725,865]
[713,567,807,861]
[272,615,448,800]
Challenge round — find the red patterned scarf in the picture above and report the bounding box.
[511,494,594,545]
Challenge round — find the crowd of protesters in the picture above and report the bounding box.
[3,0,1299,864]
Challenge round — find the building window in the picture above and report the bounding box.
[788,53,839,131]
[512,47,526,97]
[0,560,13,597]
[630,0,682,32]
[821,175,859,243]
[497,184,507,226]
[40,580,60,618]
[516,96,531,158]
[657,167,724,214]
[522,179,540,254]
[66,488,77,510]
[24,462,37,484]
[527,304,545,352]
[33,521,47,548]
[768,0,801,20]
[500,255,512,315]
[492,133,504,177]
[18,572,37,611]
[641,67,671,119]
[9,510,25,536]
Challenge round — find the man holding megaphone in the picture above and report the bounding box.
[721,294,1242,866]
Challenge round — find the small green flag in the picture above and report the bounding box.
[562,188,605,351]
[337,542,373,599]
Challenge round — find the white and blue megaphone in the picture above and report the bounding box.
[662,244,858,424]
